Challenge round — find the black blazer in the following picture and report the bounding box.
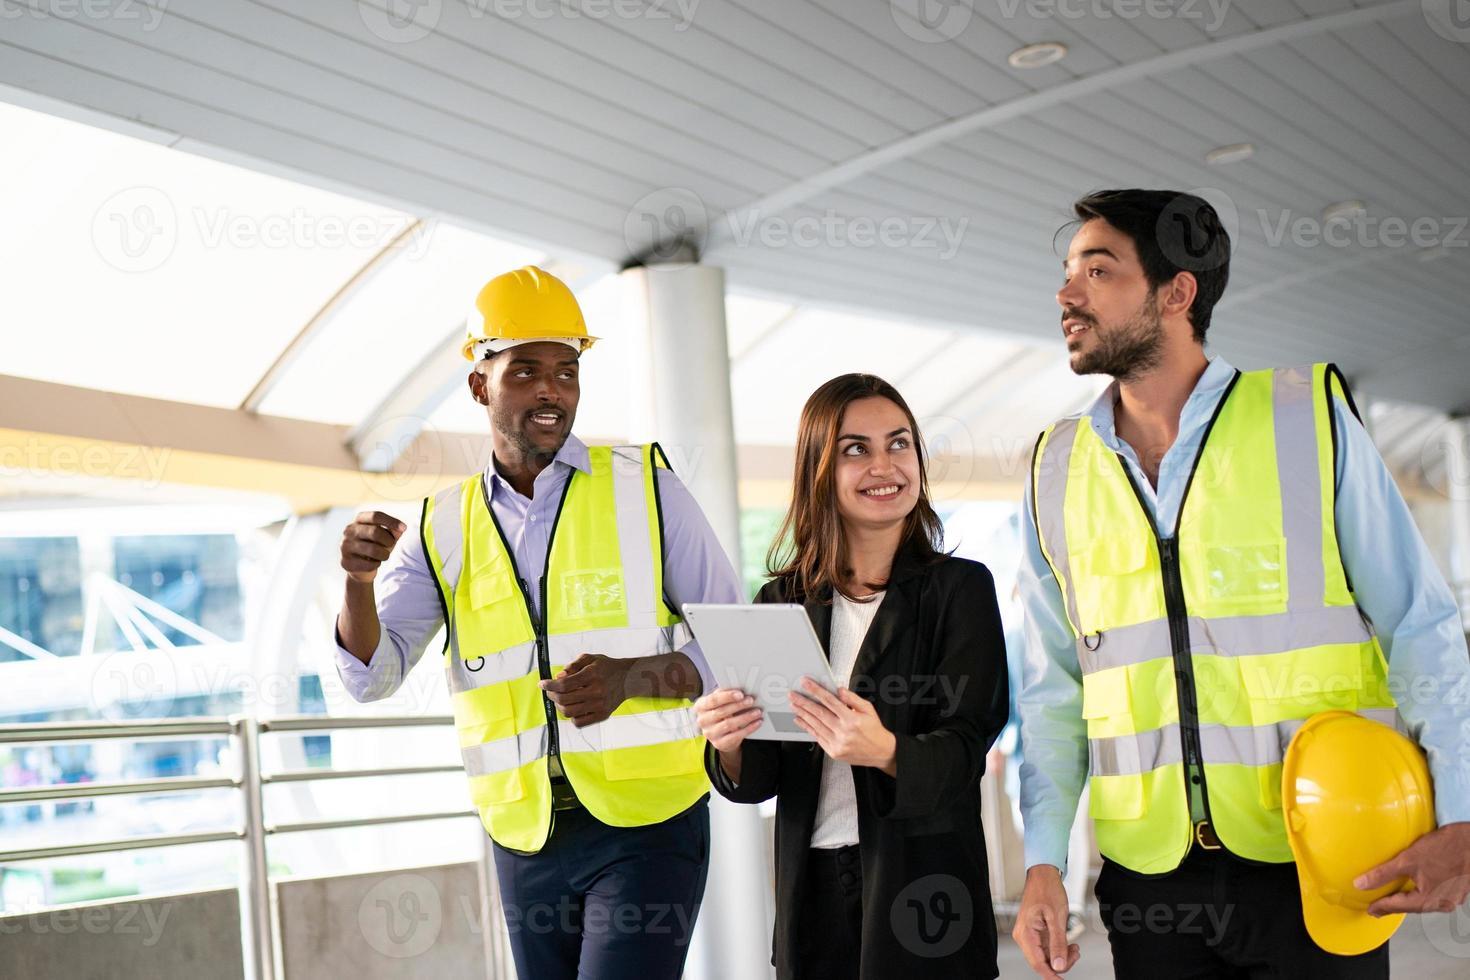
[705,547,1008,980]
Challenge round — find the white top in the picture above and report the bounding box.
[808,589,885,850]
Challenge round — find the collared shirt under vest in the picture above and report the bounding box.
[420,442,708,854]
[1030,363,1400,875]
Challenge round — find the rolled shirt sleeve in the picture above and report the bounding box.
[1331,400,1470,826]
[654,467,745,697]
[1016,479,1090,874]
[333,525,446,703]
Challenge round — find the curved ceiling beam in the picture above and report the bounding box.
[239,218,426,413]
[707,0,1416,247]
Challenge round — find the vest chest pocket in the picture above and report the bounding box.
[1197,540,1286,614]
[466,557,520,614]
[1072,536,1159,632]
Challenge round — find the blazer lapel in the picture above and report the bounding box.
[803,588,835,662]
[851,577,916,681]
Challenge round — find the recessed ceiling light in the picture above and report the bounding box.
[1008,42,1068,69]
[1321,200,1367,223]
[1205,143,1255,165]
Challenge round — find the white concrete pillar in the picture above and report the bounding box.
[619,261,775,980]
[1444,416,1470,619]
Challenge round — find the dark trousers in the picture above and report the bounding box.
[793,844,864,979]
[1094,845,1390,979]
[491,797,710,980]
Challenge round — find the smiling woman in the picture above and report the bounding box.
[693,373,1010,980]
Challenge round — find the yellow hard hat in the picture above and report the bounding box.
[1282,710,1435,956]
[462,265,598,361]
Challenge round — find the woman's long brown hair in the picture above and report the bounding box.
[766,373,946,603]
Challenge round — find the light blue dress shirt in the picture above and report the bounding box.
[1017,357,1470,872]
[335,434,742,701]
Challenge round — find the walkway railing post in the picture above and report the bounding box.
[236,715,275,980]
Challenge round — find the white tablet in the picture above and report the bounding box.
[682,603,838,742]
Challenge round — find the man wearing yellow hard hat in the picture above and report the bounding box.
[333,266,744,979]
[1012,190,1470,978]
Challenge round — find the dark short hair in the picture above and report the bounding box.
[1067,189,1231,343]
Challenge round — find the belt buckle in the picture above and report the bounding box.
[1194,820,1222,851]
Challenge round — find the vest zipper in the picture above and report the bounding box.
[520,576,560,761]
[1156,536,1214,830]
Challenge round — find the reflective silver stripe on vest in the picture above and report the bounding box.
[547,623,694,663]
[556,705,701,755]
[461,725,548,778]
[1273,366,1328,612]
[610,445,659,630]
[1033,417,1083,636]
[1089,708,1401,776]
[430,482,467,661]
[446,639,538,695]
[1076,605,1373,675]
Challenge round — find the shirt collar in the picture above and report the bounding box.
[484,432,591,498]
[1083,355,1236,450]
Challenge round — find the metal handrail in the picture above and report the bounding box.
[259,714,454,733]
[0,713,475,980]
[1,830,247,863]
[0,774,241,804]
[263,764,463,784]
[0,718,237,743]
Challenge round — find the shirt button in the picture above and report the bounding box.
[529,514,537,522]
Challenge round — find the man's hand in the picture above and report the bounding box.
[540,654,632,727]
[789,679,897,774]
[1356,821,1470,916]
[340,511,406,583]
[1013,864,1079,978]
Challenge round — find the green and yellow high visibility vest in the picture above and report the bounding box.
[1030,364,1399,874]
[420,443,708,854]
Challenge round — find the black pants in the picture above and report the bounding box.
[794,844,864,979]
[491,798,709,980]
[1094,846,1390,979]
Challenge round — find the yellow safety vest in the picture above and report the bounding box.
[1031,364,1399,874]
[421,443,708,854]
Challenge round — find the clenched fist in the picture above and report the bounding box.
[340,511,407,583]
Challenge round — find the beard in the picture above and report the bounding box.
[1069,293,1164,382]
[491,400,568,462]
